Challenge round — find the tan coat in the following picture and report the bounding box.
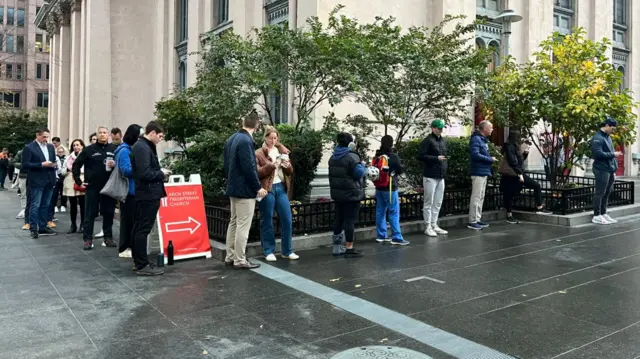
[61,154,85,197]
[256,143,293,200]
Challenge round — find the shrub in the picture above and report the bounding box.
[397,135,501,190]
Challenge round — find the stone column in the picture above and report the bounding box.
[69,0,82,141]
[186,0,204,86]
[84,0,112,134]
[79,0,87,139]
[48,34,58,135]
[57,3,72,144]
[629,0,640,176]
[166,0,176,89]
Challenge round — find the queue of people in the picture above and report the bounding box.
[13,122,168,276]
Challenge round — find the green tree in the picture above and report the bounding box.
[0,109,47,153]
[481,29,637,187]
[329,13,489,148]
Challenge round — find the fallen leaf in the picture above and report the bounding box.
[521,294,527,297]
[202,350,208,355]
[355,284,361,288]
[558,290,567,294]
[380,338,388,343]
[260,325,264,328]
[329,278,341,282]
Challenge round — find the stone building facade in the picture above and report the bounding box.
[36,0,640,179]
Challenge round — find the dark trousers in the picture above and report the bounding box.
[593,169,615,216]
[119,195,136,253]
[24,184,31,224]
[132,199,160,269]
[29,185,54,232]
[501,174,543,213]
[333,201,361,243]
[83,188,116,242]
[48,181,66,221]
[68,195,85,229]
[0,168,6,188]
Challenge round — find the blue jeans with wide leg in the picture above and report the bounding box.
[259,183,293,256]
[376,190,403,241]
[29,185,53,232]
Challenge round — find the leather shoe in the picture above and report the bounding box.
[233,261,260,269]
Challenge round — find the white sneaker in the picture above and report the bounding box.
[265,254,277,262]
[592,215,610,225]
[282,253,299,260]
[424,227,437,237]
[433,225,448,235]
[60,206,66,213]
[15,209,24,219]
[119,249,132,258]
[95,230,105,238]
[54,207,59,213]
[603,214,618,224]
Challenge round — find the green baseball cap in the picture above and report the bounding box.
[431,119,445,129]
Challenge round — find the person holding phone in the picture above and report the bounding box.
[418,119,449,237]
[591,117,622,225]
[20,128,58,238]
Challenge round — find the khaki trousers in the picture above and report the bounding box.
[225,198,256,265]
[468,176,488,223]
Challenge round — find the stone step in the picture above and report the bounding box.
[514,204,640,227]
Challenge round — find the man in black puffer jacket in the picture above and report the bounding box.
[73,126,118,250]
[328,132,366,258]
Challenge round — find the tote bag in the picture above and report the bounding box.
[100,164,129,202]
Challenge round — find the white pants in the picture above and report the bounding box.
[469,176,488,223]
[18,177,27,209]
[423,177,445,227]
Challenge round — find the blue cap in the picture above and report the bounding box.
[603,116,618,127]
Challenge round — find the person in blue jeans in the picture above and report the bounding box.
[256,126,299,262]
[374,135,409,245]
[590,117,622,225]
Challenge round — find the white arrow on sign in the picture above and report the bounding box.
[165,217,201,235]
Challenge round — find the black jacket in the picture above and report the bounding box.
[503,143,524,175]
[374,150,403,191]
[73,142,117,190]
[131,137,167,201]
[223,130,261,199]
[13,150,27,179]
[328,147,365,202]
[417,133,448,179]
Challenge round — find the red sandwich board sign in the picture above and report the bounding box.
[157,174,211,263]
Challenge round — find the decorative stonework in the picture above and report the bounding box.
[266,0,289,25]
[72,0,82,12]
[46,11,61,34]
[59,0,72,26]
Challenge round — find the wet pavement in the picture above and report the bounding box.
[1,188,640,359]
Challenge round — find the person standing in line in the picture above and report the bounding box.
[110,128,122,146]
[51,137,61,150]
[373,135,409,245]
[329,132,366,258]
[73,126,118,250]
[115,124,142,259]
[46,146,68,229]
[468,120,496,231]
[255,126,299,262]
[89,133,97,145]
[131,121,168,276]
[591,117,622,225]
[418,120,449,237]
[223,111,267,269]
[13,141,31,228]
[62,139,86,234]
[0,147,9,190]
[7,153,15,184]
[20,128,57,238]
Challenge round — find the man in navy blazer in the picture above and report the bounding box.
[21,128,57,238]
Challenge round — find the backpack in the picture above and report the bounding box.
[371,155,390,188]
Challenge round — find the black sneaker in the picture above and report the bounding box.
[83,241,94,250]
[136,264,164,276]
[67,226,77,234]
[30,231,38,239]
[38,228,57,236]
[506,215,519,224]
[344,248,364,258]
[102,239,117,247]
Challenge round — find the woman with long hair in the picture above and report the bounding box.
[500,130,549,224]
[115,124,143,259]
[255,126,298,262]
[62,139,86,233]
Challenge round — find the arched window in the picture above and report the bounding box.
[178,60,187,90]
[487,41,500,72]
[617,65,626,91]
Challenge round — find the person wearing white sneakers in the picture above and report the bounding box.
[418,120,449,237]
[590,117,622,225]
[255,126,299,262]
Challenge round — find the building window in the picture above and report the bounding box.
[36,63,42,79]
[36,6,40,16]
[0,34,3,51]
[16,36,23,53]
[613,51,628,91]
[0,7,4,24]
[16,9,23,26]
[613,0,627,49]
[178,60,187,89]
[35,34,43,52]
[5,64,12,79]
[37,92,48,108]
[215,0,229,26]
[45,36,50,52]
[2,92,20,108]
[46,64,49,80]
[553,0,574,35]
[6,8,14,25]
[617,66,626,91]
[476,0,498,11]
[16,64,22,80]
[6,35,13,52]
[177,0,188,43]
